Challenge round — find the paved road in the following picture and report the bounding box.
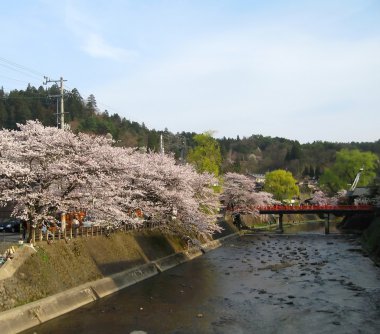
[0,232,22,254]
[0,232,22,243]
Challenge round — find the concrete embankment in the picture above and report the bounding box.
[0,263,160,334]
[338,211,380,265]
[0,224,239,334]
[361,216,380,265]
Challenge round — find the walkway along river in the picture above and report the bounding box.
[22,228,380,334]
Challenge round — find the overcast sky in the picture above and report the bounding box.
[1,0,379,143]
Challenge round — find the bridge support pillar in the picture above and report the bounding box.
[277,214,284,233]
[324,213,330,235]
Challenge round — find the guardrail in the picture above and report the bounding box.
[31,220,163,243]
[225,204,376,214]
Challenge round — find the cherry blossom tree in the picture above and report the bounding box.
[0,121,122,233]
[308,191,330,206]
[93,149,221,235]
[222,172,279,216]
[309,190,347,206]
[0,121,221,238]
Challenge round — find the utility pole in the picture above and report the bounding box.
[43,77,68,235]
[160,134,165,154]
[44,76,67,129]
[180,136,186,164]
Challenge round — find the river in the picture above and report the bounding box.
[23,223,380,334]
[284,220,339,234]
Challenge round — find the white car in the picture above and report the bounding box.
[82,217,100,228]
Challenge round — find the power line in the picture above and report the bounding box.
[1,95,52,100]
[0,56,46,95]
[0,63,41,81]
[0,57,132,123]
[0,73,31,84]
[0,56,45,78]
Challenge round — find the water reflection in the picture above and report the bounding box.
[284,221,340,234]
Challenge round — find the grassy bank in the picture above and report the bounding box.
[0,219,239,313]
[0,231,188,312]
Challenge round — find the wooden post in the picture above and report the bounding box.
[324,213,330,234]
[278,213,283,233]
[32,227,36,245]
[61,212,66,238]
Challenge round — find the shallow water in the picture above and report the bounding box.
[284,220,339,234]
[23,232,380,334]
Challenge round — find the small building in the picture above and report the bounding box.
[347,187,372,205]
[249,173,266,190]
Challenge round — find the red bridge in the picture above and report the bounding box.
[257,205,376,234]
[258,204,375,215]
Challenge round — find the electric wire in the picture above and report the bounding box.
[0,56,45,78]
[0,57,131,121]
[0,73,31,84]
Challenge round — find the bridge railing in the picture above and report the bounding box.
[257,204,375,212]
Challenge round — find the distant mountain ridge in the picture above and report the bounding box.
[1,84,379,177]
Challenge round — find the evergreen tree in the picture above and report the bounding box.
[302,165,310,177]
[309,165,315,178]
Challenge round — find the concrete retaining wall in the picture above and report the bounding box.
[0,232,239,334]
[0,245,36,281]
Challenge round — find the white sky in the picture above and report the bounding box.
[1,0,379,143]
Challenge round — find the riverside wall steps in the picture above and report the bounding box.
[0,245,36,281]
[0,232,240,334]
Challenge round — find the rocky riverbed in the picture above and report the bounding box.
[22,233,380,334]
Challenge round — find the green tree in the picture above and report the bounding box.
[285,141,302,161]
[319,149,378,193]
[264,169,300,201]
[86,94,98,115]
[0,87,6,127]
[302,165,310,177]
[66,88,85,121]
[315,165,322,178]
[187,132,222,176]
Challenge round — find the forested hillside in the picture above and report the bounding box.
[1,84,379,178]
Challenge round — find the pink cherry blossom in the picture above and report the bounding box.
[0,121,221,236]
[222,172,279,216]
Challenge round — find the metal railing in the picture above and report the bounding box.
[30,220,163,243]
[257,204,375,212]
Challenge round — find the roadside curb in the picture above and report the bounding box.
[0,232,239,334]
